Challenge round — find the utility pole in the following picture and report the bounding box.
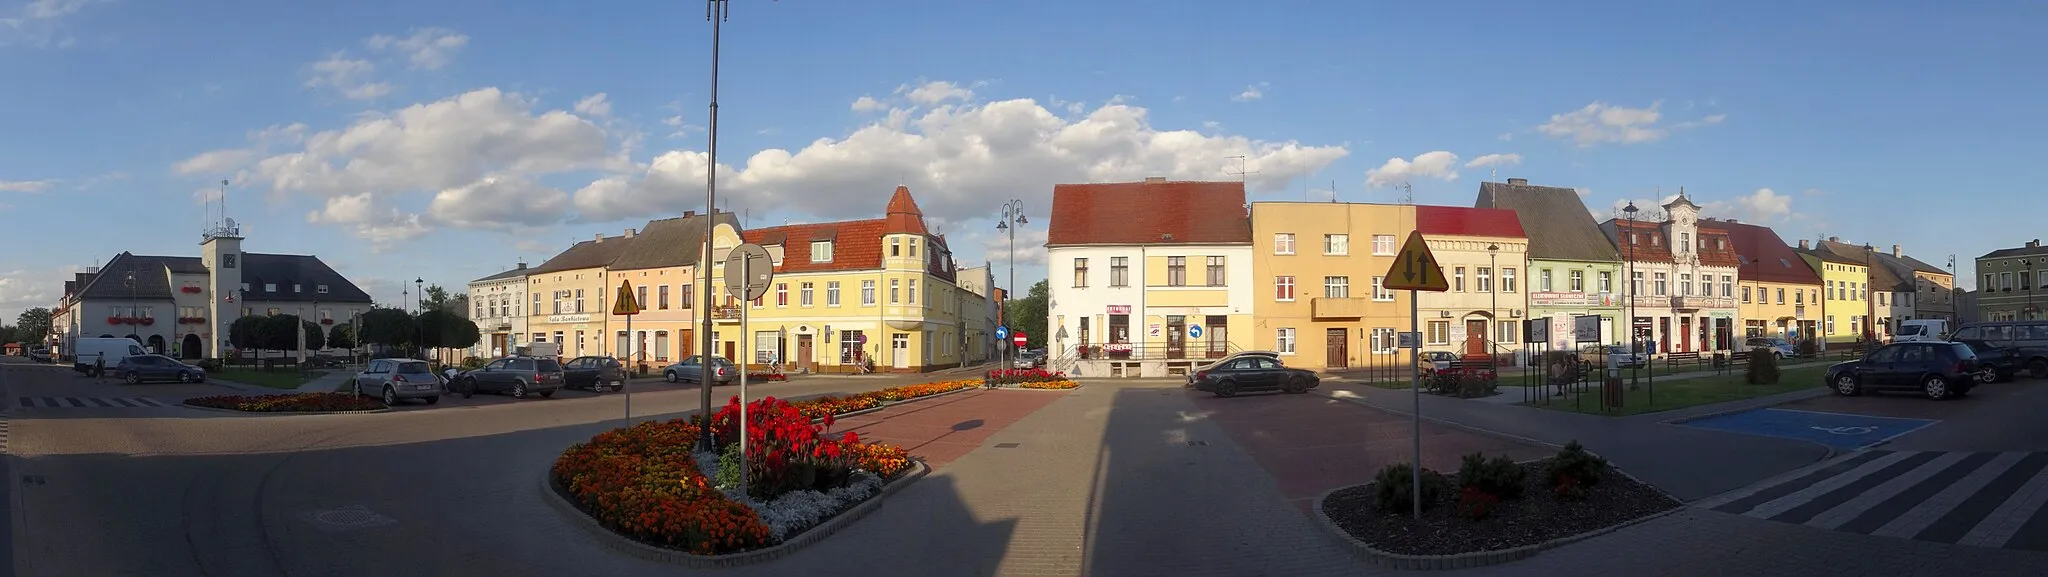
[698,0,733,451]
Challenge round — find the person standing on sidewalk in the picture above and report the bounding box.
[94,352,106,381]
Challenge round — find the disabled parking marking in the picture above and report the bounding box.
[1682,408,1940,451]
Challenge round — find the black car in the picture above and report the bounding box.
[1954,339,2023,383]
[453,356,565,399]
[563,356,627,391]
[1191,355,1319,397]
[1825,341,1979,400]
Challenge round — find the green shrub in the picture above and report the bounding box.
[1796,339,1818,358]
[1457,486,1502,520]
[1746,346,1781,384]
[1456,452,1527,499]
[1549,440,1610,488]
[1373,462,1448,513]
[461,356,485,369]
[195,359,225,372]
[715,441,743,490]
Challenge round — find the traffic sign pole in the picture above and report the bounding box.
[614,280,643,427]
[1379,230,1448,520]
[738,255,750,496]
[1409,288,1421,519]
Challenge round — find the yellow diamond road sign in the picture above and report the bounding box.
[1383,231,1449,292]
[613,279,642,316]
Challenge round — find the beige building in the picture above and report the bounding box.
[602,211,738,369]
[525,229,638,357]
[1246,201,1416,371]
[1414,206,1531,359]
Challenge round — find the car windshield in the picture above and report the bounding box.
[536,359,562,372]
[1949,343,1977,360]
[396,361,430,373]
[1899,325,1926,336]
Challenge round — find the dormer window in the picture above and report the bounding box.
[317,285,330,294]
[265,283,277,292]
[293,284,302,293]
[811,241,834,263]
[1651,235,1660,247]
[1680,232,1690,251]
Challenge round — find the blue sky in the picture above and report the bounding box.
[2,0,2043,321]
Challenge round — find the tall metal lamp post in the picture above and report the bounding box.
[126,271,138,348]
[415,277,425,360]
[1487,244,1500,356]
[1622,202,1638,354]
[996,199,1027,373]
[1863,243,1876,341]
[697,0,739,452]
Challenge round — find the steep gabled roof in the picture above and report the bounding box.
[881,186,929,236]
[1816,240,1916,292]
[1474,180,1615,262]
[609,211,742,271]
[1712,220,1821,285]
[528,232,639,275]
[744,219,889,274]
[1047,180,1251,246]
[1599,219,1675,263]
[1416,205,1526,238]
[78,252,172,300]
[239,253,373,302]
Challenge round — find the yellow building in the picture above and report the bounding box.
[1717,220,1822,340]
[1797,241,1868,345]
[713,186,985,373]
[525,228,640,358]
[600,211,736,370]
[1246,201,1415,371]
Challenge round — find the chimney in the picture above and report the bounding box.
[1144,176,1167,184]
[516,261,527,270]
[1799,239,1810,250]
[595,233,604,243]
[1828,236,1839,243]
[1506,178,1528,185]
[624,227,637,238]
[1892,244,1901,257]
[2029,239,2042,248]
[684,210,696,217]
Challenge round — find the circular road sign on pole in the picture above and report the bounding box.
[725,243,775,301]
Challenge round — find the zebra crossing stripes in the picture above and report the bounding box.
[1701,450,2048,551]
[15,396,167,409]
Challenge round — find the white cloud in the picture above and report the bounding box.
[1231,82,1268,102]
[979,226,1050,266]
[850,96,886,113]
[0,264,84,322]
[1536,101,1724,147]
[1364,151,1459,187]
[0,0,96,49]
[366,27,468,70]
[573,93,611,118]
[1497,132,1514,142]
[426,176,572,230]
[570,84,1348,225]
[661,114,703,137]
[303,53,389,100]
[1465,153,1522,169]
[1591,193,1683,221]
[1701,187,1796,224]
[306,193,428,252]
[0,179,56,192]
[902,81,973,106]
[174,149,257,175]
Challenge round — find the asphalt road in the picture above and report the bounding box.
[0,356,969,577]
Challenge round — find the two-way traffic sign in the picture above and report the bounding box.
[613,280,642,315]
[1382,231,1449,292]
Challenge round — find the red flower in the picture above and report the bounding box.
[106,316,123,325]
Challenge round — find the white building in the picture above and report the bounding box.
[51,221,374,361]
[1599,193,1743,354]
[1412,205,1532,358]
[1045,178,1256,377]
[468,262,531,359]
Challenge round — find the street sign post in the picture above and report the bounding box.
[1380,231,1449,519]
[613,280,642,426]
[995,326,1009,342]
[723,243,776,496]
[1014,333,1028,347]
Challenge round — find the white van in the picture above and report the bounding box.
[72,337,147,376]
[1896,319,1950,343]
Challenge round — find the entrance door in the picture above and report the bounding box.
[1465,319,1489,355]
[723,341,736,363]
[797,334,815,371]
[891,334,910,369]
[1206,315,1228,359]
[1678,318,1693,352]
[1325,328,1349,368]
[181,334,202,359]
[1165,316,1186,359]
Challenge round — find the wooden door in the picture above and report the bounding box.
[723,341,736,364]
[1325,328,1349,368]
[1165,316,1186,360]
[1465,319,1489,355]
[797,335,814,371]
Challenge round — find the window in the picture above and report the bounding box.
[1879,292,1887,306]
[575,289,586,313]
[1324,234,1349,255]
[658,285,670,309]
[1498,321,1518,344]
[890,238,901,257]
[1276,328,1296,354]
[1371,328,1396,353]
[533,292,541,313]
[1427,321,1450,345]
[775,283,788,307]
[1167,256,1187,286]
[795,282,812,307]
[811,241,834,263]
[264,283,277,292]
[909,279,918,304]
[1651,235,1660,247]
[1073,258,1089,287]
[1324,276,1350,298]
[1632,271,1644,295]
[1742,286,1752,303]
[910,238,918,257]
[1373,234,1396,255]
[1680,232,1691,251]
[1502,268,1517,293]
[890,279,901,303]
[1721,275,1733,297]
[2024,271,2035,291]
[1598,271,1612,293]
[1681,274,1694,296]
[1275,276,1296,301]
[1778,288,1787,304]
[680,284,693,309]
[1274,233,1295,255]
[862,280,876,306]
[1372,276,1393,301]
[638,285,649,309]
[1986,273,1996,291]
[316,285,329,294]
[1570,270,1585,292]
[1477,268,1492,292]
[1110,256,1129,286]
[1654,273,1668,295]
[1454,267,1466,292]
[1540,269,1553,292]
[291,284,302,293]
[1206,256,1226,286]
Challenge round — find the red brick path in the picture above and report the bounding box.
[828,389,1067,469]
[1194,391,1550,512]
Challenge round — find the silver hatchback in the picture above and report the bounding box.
[353,358,443,405]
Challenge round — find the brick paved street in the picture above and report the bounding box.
[830,388,1066,468]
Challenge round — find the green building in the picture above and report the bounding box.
[1475,178,1625,351]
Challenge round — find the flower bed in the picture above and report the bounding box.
[1319,441,1678,558]
[789,379,978,420]
[745,372,789,382]
[985,368,1066,386]
[184,392,387,413]
[1016,380,1079,390]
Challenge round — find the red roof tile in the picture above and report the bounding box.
[1416,205,1526,238]
[1712,220,1823,285]
[881,186,929,236]
[1046,180,1251,246]
[1606,219,1675,263]
[1693,225,1743,268]
[744,219,888,274]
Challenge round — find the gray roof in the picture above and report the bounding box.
[471,264,532,283]
[527,232,638,275]
[1474,180,1618,262]
[608,212,742,271]
[1982,243,2048,260]
[1816,241,1918,292]
[1798,247,1862,266]
[239,253,373,303]
[78,253,175,300]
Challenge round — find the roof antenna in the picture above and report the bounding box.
[1330,179,1338,203]
[1225,155,1258,183]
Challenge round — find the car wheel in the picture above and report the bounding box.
[1978,368,1999,384]
[124,371,141,385]
[1214,379,1239,398]
[1286,376,1310,394]
[664,371,678,383]
[460,378,476,399]
[511,381,528,399]
[540,390,556,398]
[1832,374,1861,396]
[2030,359,2048,379]
[1923,376,1953,400]
[382,386,398,406]
[423,396,440,405]
[177,371,194,384]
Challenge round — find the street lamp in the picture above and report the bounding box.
[996,199,1027,375]
[1863,243,1875,342]
[1622,202,1639,356]
[126,271,139,349]
[415,277,425,360]
[698,0,741,452]
[2023,258,2038,321]
[1487,244,1500,351]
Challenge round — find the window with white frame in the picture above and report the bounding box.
[827,281,841,306]
[1721,275,1733,297]
[1372,276,1393,301]
[800,282,815,306]
[1477,267,1493,292]
[1275,276,1295,301]
[861,280,876,306]
[1502,268,1517,293]
[1073,258,1089,287]
[1455,267,1466,291]
[1373,234,1395,255]
[1654,273,1668,295]
[811,241,834,263]
[1110,257,1129,286]
[1206,256,1226,286]
[1371,327,1396,353]
[1571,270,1586,292]
[890,279,900,303]
[1274,233,1295,255]
[1742,286,1752,303]
[1324,276,1349,298]
[776,283,788,307]
[1498,321,1518,344]
[1540,269,1554,292]
[1324,234,1348,255]
[1681,273,1694,296]
[1276,328,1296,354]
[909,279,918,304]
[1427,321,1449,345]
[1632,271,1643,295]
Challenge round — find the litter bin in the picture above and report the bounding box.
[1603,374,1624,409]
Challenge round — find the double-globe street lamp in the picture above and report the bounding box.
[996,199,1027,375]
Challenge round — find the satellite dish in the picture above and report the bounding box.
[226,217,238,228]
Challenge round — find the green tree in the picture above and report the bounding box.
[229,316,272,351]
[417,308,480,350]
[328,323,357,350]
[0,324,18,346]
[257,315,324,351]
[1003,279,1049,349]
[360,307,418,347]
[15,307,51,344]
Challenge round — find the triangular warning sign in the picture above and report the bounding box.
[612,279,642,315]
[1382,231,1449,292]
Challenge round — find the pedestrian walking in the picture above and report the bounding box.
[94,352,106,381]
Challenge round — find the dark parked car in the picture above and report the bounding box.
[114,354,207,384]
[661,355,737,385]
[1825,341,1979,400]
[563,356,627,392]
[1953,339,2023,383]
[1191,355,1320,397]
[1187,350,1281,387]
[453,356,564,399]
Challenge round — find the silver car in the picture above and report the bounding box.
[661,355,738,385]
[353,358,443,405]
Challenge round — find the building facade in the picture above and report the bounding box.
[1974,239,2048,321]
[1812,239,1918,339]
[1413,206,1530,358]
[601,211,735,370]
[1600,193,1742,354]
[955,264,997,364]
[468,262,529,359]
[1716,219,1822,340]
[1796,240,1869,344]
[1046,178,1255,377]
[1475,178,1624,351]
[1247,201,1414,371]
[525,230,638,358]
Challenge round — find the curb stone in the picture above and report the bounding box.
[1308,482,1685,570]
[542,458,931,568]
[817,386,978,422]
[178,402,392,415]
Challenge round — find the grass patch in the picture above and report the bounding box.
[212,368,328,390]
[1523,365,1830,416]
